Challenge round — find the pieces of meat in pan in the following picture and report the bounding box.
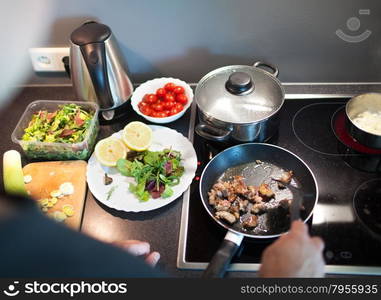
[208,171,294,229]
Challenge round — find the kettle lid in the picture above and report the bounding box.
[70,21,111,46]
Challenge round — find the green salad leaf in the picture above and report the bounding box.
[116,148,184,202]
[162,185,174,198]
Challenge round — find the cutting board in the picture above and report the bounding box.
[23,160,87,230]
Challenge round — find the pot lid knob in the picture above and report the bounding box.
[225,72,254,95]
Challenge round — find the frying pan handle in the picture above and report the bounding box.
[202,231,243,278]
[195,123,231,142]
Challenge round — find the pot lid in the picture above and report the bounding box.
[195,65,285,124]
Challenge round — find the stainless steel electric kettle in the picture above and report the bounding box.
[69,21,133,119]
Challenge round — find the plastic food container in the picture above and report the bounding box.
[11,100,99,160]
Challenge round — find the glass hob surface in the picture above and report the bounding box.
[183,98,381,268]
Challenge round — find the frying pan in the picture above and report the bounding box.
[200,143,318,277]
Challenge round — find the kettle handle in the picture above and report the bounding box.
[80,42,114,110]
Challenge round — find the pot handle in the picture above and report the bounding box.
[202,231,244,278]
[195,123,231,142]
[253,61,279,78]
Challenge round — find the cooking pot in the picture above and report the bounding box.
[345,93,381,149]
[195,61,285,143]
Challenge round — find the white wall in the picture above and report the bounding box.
[26,0,381,84]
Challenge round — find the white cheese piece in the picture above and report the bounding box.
[59,182,74,195]
[23,175,32,184]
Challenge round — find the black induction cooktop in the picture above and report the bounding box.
[179,98,381,273]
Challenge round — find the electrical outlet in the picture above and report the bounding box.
[29,47,69,72]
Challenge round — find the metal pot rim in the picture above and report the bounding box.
[198,104,278,126]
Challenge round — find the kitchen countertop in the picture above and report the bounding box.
[1,83,381,278]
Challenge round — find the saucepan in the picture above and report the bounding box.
[345,93,381,149]
[195,61,285,143]
[199,143,318,277]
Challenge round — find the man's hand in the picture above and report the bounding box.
[259,220,325,277]
[112,240,160,267]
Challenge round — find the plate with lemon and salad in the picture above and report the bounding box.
[86,121,197,212]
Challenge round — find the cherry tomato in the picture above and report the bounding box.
[156,111,168,118]
[148,94,158,104]
[174,103,184,111]
[138,101,148,109]
[164,110,170,115]
[173,86,185,94]
[163,100,175,109]
[164,93,175,102]
[152,103,164,112]
[164,82,176,92]
[170,107,181,115]
[141,106,153,116]
[176,94,188,105]
[143,94,156,104]
[156,88,166,98]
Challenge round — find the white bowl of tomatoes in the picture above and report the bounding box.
[131,77,193,124]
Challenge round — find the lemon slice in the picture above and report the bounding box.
[122,121,152,151]
[95,137,127,167]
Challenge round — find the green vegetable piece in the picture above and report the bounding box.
[140,191,150,202]
[171,158,180,170]
[143,151,160,166]
[128,183,137,193]
[106,185,118,201]
[159,174,168,183]
[116,159,132,176]
[162,185,174,198]
[166,176,180,186]
[172,166,184,177]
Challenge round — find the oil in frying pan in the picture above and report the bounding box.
[217,161,298,236]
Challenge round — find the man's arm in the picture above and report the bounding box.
[0,195,164,277]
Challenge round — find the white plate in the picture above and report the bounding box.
[86,125,197,212]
